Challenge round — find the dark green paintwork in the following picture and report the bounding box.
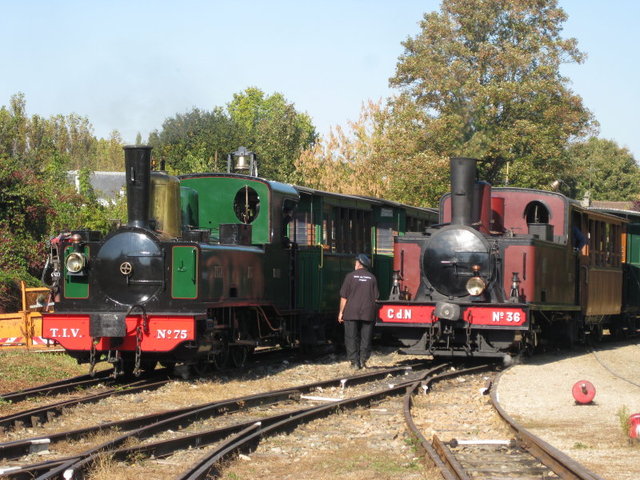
[373,255,394,300]
[293,188,436,314]
[180,186,199,227]
[64,246,89,299]
[624,223,640,309]
[172,246,198,299]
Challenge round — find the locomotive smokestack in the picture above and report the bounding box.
[124,145,152,229]
[450,157,477,226]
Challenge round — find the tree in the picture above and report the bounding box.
[227,88,317,182]
[148,107,238,173]
[95,130,125,171]
[566,137,640,201]
[295,97,453,207]
[0,93,126,310]
[295,101,388,197]
[150,88,317,182]
[389,0,596,188]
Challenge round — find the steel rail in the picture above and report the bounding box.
[5,363,424,479]
[431,434,471,480]
[0,369,115,403]
[0,378,170,430]
[0,363,419,460]
[402,364,494,480]
[490,370,606,480]
[174,363,452,480]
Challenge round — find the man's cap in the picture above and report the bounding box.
[355,253,371,268]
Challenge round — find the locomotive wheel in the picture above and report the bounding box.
[589,324,604,344]
[212,334,229,369]
[230,346,248,368]
[213,347,229,369]
[191,359,211,376]
[524,330,538,356]
[141,360,158,373]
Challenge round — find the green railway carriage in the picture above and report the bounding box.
[42,146,437,375]
[290,186,437,341]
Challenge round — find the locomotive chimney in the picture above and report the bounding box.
[450,157,477,226]
[124,145,152,229]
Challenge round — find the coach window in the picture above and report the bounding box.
[349,209,356,253]
[293,207,315,246]
[355,210,364,253]
[608,223,622,266]
[321,210,330,250]
[364,211,372,252]
[376,208,395,255]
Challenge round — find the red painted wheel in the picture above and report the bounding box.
[572,380,596,404]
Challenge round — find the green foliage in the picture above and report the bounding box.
[0,155,56,310]
[94,131,125,171]
[566,137,640,201]
[149,107,237,173]
[388,0,596,189]
[0,93,126,311]
[150,87,317,182]
[295,100,449,207]
[618,405,630,436]
[227,87,317,181]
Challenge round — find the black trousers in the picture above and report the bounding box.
[344,319,374,366]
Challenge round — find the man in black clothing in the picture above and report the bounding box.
[338,253,379,369]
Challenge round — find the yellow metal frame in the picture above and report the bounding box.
[0,281,53,348]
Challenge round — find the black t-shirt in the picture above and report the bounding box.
[340,268,379,321]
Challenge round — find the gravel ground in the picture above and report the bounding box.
[5,342,637,479]
[497,341,640,480]
[0,348,435,479]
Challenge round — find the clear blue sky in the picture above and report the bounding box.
[1,0,638,159]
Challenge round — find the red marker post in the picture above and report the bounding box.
[572,380,596,405]
[628,413,640,439]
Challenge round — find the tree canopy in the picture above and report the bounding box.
[390,0,596,188]
[299,0,601,207]
[0,93,126,311]
[566,137,640,201]
[150,87,317,182]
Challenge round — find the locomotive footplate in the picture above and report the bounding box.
[42,312,199,352]
[377,302,529,329]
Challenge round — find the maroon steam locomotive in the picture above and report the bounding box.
[377,157,631,362]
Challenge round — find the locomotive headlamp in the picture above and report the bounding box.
[466,276,486,296]
[70,233,82,244]
[471,264,481,273]
[66,252,86,273]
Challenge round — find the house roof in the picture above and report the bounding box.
[67,171,126,202]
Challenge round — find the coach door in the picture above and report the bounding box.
[581,212,624,318]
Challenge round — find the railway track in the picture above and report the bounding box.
[0,361,441,479]
[403,366,606,480]
[0,374,171,432]
[0,369,115,404]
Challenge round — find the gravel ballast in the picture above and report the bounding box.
[496,342,640,480]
